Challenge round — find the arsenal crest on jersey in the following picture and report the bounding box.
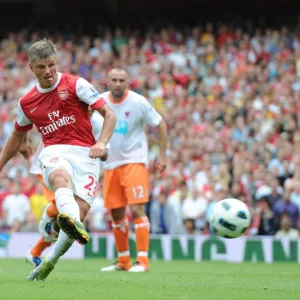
[58,89,68,100]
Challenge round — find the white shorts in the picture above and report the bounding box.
[38,145,101,206]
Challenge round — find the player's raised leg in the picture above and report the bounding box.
[48,169,89,244]
[28,195,90,281]
[101,167,132,271]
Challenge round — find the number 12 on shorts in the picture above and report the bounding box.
[132,185,147,199]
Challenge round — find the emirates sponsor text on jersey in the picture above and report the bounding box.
[39,110,76,135]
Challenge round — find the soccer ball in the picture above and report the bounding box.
[209,198,251,238]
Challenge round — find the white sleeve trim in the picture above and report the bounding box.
[16,100,32,127]
[76,77,102,105]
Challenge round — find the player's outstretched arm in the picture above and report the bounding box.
[156,119,168,173]
[0,129,27,171]
[89,104,116,159]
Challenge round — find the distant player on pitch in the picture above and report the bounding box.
[100,68,167,272]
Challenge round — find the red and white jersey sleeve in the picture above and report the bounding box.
[76,78,106,110]
[15,100,33,132]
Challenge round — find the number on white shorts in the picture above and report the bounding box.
[84,175,97,197]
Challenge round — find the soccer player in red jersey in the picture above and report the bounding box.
[20,110,107,268]
[0,39,116,281]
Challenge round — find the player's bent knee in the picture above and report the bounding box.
[48,169,72,190]
[111,207,126,221]
[130,204,145,219]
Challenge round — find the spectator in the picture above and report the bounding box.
[168,181,190,229]
[268,178,284,208]
[150,192,178,234]
[183,219,198,234]
[275,212,299,238]
[181,187,208,231]
[273,190,299,230]
[29,183,48,221]
[290,180,300,208]
[20,212,39,232]
[2,182,30,232]
[252,197,276,236]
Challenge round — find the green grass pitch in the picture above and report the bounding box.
[0,259,300,300]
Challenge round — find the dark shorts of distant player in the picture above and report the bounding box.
[103,163,149,209]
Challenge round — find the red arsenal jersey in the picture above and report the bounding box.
[15,72,106,147]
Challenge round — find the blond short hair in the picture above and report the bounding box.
[28,38,57,63]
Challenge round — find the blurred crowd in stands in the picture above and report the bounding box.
[1,20,300,238]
